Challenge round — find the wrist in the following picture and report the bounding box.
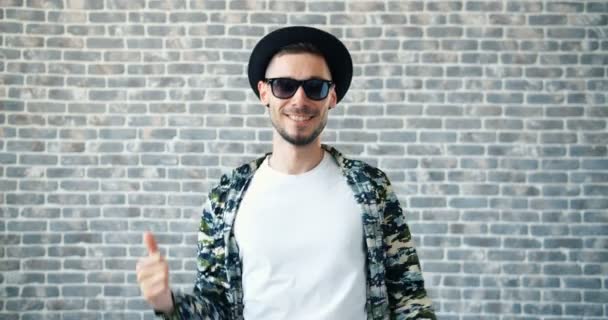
[153,290,175,315]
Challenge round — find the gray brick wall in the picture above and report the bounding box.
[1,0,607,319]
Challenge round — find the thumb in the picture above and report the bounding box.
[144,231,159,255]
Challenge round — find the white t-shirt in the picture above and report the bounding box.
[234,151,367,320]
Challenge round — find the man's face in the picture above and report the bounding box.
[258,53,337,147]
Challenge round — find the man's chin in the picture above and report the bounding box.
[272,118,326,147]
[276,129,318,146]
[282,135,317,147]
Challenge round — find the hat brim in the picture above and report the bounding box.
[248,26,353,104]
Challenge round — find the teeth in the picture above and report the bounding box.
[287,115,312,122]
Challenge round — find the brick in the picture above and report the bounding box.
[49,64,87,77]
[565,304,603,317]
[1,22,23,33]
[462,55,498,68]
[47,11,85,22]
[466,1,502,11]
[505,237,543,249]
[65,25,102,37]
[18,181,57,193]
[570,251,608,264]
[5,299,45,311]
[86,38,123,49]
[567,119,606,131]
[564,278,602,290]
[428,27,463,38]
[47,194,87,205]
[528,253,568,266]
[447,92,483,103]
[447,249,483,262]
[446,66,483,77]
[289,13,327,25]
[85,272,124,284]
[564,146,608,157]
[487,250,526,261]
[0,74,24,88]
[7,62,45,74]
[48,246,86,257]
[6,193,45,205]
[531,198,569,210]
[543,263,583,275]
[503,264,541,276]
[401,40,438,52]
[308,1,344,11]
[61,285,102,297]
[544,238,583,249]
[6,246,45,258]
[6,8,45,21]
[530,14,568,25]
[571,224,608,237]
[105,258,139,271]
[27,24,65,36]
[423,262,460,273]
[542,186,580,198]
[45,299,85,313]
[44,168,81,179]
[450,198,487,209]
[362,39,400,51]
[522,303,563,315]
[6,140,45,152]
[424,81,461,93]
[584,290,608,304]
[6,35,45,49]
[411,13,448,25]
[465,26,502,38]
[462,289,500,301]
[445,275,482,287]
[386,1,423,10]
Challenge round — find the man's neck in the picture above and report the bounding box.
[268,138,324,175]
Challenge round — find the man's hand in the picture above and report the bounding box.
[136,232,174,314]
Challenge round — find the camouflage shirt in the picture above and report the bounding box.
[159,145,436,320]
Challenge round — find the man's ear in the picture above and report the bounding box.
[258,80,269,107]
[329,87,337,109]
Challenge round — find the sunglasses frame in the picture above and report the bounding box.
[264,77,334,101]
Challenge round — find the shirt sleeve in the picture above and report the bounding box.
[380,173,437,320]
[156,180,231,320]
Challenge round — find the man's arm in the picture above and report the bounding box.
[380,173,437,320]
[139,179,231,320]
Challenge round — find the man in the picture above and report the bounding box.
[136,26,436,320]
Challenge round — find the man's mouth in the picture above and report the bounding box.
[286,114,314,122]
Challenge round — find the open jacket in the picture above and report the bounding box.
[160,145,436,320]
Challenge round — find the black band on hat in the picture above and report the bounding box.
[247,26,353,104]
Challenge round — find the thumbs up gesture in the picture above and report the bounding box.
[136,232,174,314]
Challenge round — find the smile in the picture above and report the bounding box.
[286,114,314,122]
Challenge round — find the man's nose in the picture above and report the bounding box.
[290,85,308,105]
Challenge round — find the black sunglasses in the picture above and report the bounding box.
[265,77,334,101]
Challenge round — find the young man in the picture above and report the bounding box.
[136,26,436,320]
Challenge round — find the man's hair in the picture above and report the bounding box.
[265,42,331,80]
[274,42,323,58]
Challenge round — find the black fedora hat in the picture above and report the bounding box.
[247,26,353,104]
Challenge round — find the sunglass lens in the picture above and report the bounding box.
[272,78,299,99]
[303,79,329,100]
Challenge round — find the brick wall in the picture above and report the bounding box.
[1,0,607,319]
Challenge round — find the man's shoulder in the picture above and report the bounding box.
[213,153,267,191]
[348,158,386,177]
[323,144,390,185]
